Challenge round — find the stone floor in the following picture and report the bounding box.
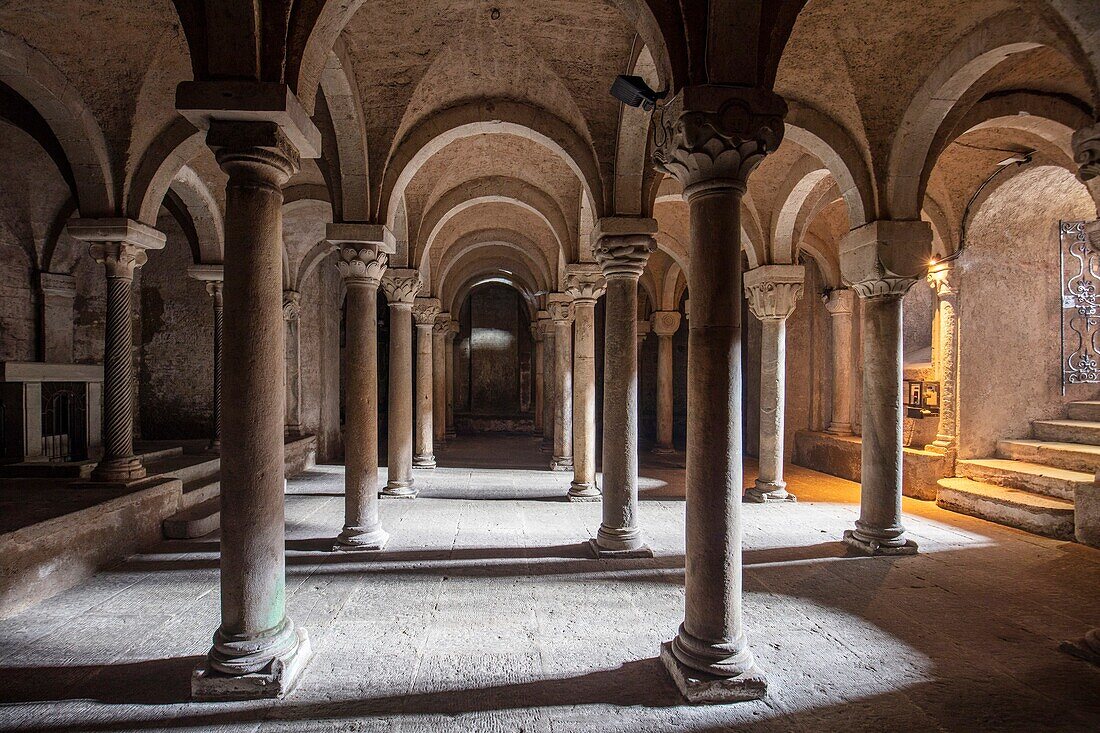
[1,435,1098,732]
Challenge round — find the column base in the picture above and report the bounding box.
[445,428,457,439]
[744,480,796,503]
[567,482,601,502]
[659,641,767,704]
[412,455,437,469]
[208,439,221,452]
[192,627,312,701]
[842,529,918,556]
[550,457,573,472]
[824,424,853,436]
[588,538,653,559]
[651,444,675,455]
[1059,629,1100,666]
[334,525,389,552]
[380,481,418,499]
[925,435,954,455]
[90,456,146,483]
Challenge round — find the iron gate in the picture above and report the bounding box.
[41,382,86,462]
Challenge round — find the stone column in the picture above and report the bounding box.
[67,219,165,483]
[592,219,655,557]
[927,262,958,459]
[650,310,681,453]
[38,272,76,362]
[412,297,440,469]
[334,240,389,551]
[381,270,422,497]
[743,265,804,503]
[653,86,788,701]
[538,312,555,451]
[824,289,855,436]
[188,265,224,450]
[445,321,458,438]
[565,264,605,500]
[433,313,448,445]
[840,221,931,556]
[175,84,320,698]
[282,290,302,437]
[532,322,545,435]
[548,295,573,471]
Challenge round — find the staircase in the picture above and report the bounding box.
[936,402,1100,540]
[148,452,222,540]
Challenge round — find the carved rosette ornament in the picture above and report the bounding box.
[654,86,787,196]
[282,290,301,322]
[651,310,681,337]
[594,235,654,280]
[381,270,423,305]
[412,298,441,326]
[564,263,606,303]
[743,265,805,321]
[337,246,388,287]
[1072,122,1100,182]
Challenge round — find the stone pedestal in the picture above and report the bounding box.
[333,238,390,551]
[412,298,440,469]
[652,85,787,702]
[592,218,655,556]
[176,81,322,699]
[651,311,681,454]
[67,219,166,483]
[548,295,574,471]
[283,290,303,437]
[433,314,448,445]
[565,264,604,500]
[381,271,422,497]
[743,265,804,503]
[189,265,224,450]
[537,312,554,452]
[824,289,855,436]
[926,263,958,460]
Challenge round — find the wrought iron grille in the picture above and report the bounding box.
[1060,220,1100,391]
[41,382,86,462]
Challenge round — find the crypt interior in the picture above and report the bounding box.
[1,0,1099,730]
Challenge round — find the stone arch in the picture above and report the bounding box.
[130,119,207,225]
[798,231,841,288]
[296,240,337,292]
[318,40,369,222]
[166,166,224,264]
[450,271,541,320]
[282,197,333,287]
[771,159,833,264]
[0,29,114,216]
[437,234,554,300]
[660,261,687,310]
[614,44,660,216]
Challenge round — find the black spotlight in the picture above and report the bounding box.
[610,75,666,111]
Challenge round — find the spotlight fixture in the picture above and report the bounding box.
[610,75,666,111]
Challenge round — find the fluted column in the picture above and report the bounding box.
[743,265,804,503]
[412,297,440,469]
[380,270,422,497]
[653,86,787,701]
[651,310,681,453]
[592,220,655,557]
[334,242,389,551]
[824,289,855,435]
[174,85,321,697]
[68,219,166,482]
[283,290,302,437]
[927,262,959,459]
[537,312,555,451]
[433,314,448,445]
[188,265,225,451]
[548,295,574,471]
[565,264,605,500]
[445,321,458,438]
[840,220,931,556]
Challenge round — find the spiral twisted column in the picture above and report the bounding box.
[650,311,681,454]
[68,219,166,483]
[591,221,655,556]
[564,264,605,501]
[412,298,440,469]
[653,86,789,701]
[547,295,574,471]
[381,270,423,497]
[743,265,804,503]
[433,314,449,444]
[823,289,855,436]
[334,243,389,550]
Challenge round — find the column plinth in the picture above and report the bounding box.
[381,271,423,497]
[652,85,787,701]
[743,265,804,503]
[593,222,655,555]
[188,265,225,451]
[651,311,681,454]
[823,289,855,436]
[412,297,440,469]
[68,219,166,483]
[565,265,605,501]
[334,242,389,551]
[548,295,574,471]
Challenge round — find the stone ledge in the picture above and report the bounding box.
[792,430,945,500]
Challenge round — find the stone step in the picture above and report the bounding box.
[936,477,1075,540]
[180,477,220,511]
[1031,419,1100,446]
[162,497,220,539]
[996,439,1100,474]
[135,445,186,464]
[1067,401,1100,422]
[146,454,220,486]
[956,458,1090,502]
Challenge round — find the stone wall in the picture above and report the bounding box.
[457,284,532,417]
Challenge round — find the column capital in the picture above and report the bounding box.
[187,263,224,284]
[651,310,682,337]
[823,288,854,316]
[840,219,932,293]
[851,276,918,299]
[336,245,388,287]
[282,290,301,322]
[325,222,397,254]
[433,312,451,334]
[547,293,574,323]
[564,263,605,302]
[68,218,166,279]
[446,320,460,339]
[637,320,651,345]
[743,264,805,321]
[594,236,655,280]
[38,272,76,299]
[653,85,787,197]
[412,297,441,325]
[381,268,422,305]
[535,310,554,336]
[1072,121,1100,182]
[927,260,958,299]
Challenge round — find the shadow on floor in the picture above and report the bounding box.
[0,656,200,706]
